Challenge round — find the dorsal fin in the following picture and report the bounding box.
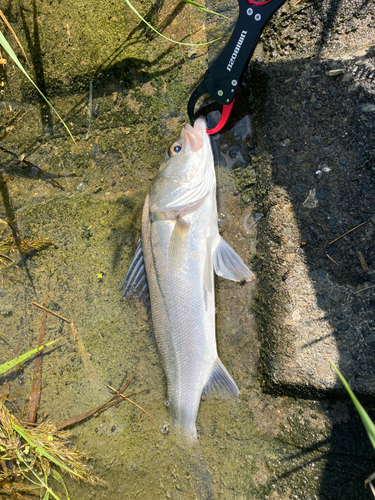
[202,358,240,399]
[120,237,149,305]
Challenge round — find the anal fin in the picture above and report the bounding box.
[202,358,240,399]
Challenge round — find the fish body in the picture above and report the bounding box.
[122,118,254,440]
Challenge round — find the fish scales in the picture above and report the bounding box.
[122,118,255,440]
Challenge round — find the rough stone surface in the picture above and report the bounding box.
[252,9,375,397]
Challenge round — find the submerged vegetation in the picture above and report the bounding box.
[0,347,103,499]
[0,327,149,498]
[0,402,103,499]
[0,9,74,142]
[0,341,59,375]
[124,0,225,46]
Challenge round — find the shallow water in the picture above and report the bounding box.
[1,1,375,499]
[0,3,275,498]
[0,95,272,498]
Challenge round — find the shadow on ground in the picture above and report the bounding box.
[251,35,375,499]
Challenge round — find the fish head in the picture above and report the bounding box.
[149,118,214,216]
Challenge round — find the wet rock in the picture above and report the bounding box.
[360,103,375,112]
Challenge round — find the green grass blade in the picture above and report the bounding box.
[329,359,375,450]
[52,469,71,500]
[25,465,62,500]
[43,470,50,500]
[16,456,61,500]
[13,423,84,480]
[182,0,229,19]
[124,0,221,46]
[0,30,75,143]
[0,339,59,375]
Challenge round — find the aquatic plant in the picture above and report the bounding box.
[0,345,103,499]
[330,359,375,496]
[0,340,59,376]
[182,0,229,19]
[124,0,224,46]
[0,402,103,499]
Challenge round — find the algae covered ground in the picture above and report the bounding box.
[1,0,375,499]
[0,0,277,498]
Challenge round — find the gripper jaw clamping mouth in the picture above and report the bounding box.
[187,0,288,134]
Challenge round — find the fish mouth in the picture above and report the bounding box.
[183,119,207,152]
[150,118,211,214]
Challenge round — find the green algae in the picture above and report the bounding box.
[0,102,287,499]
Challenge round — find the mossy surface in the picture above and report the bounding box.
[0,2,278,498]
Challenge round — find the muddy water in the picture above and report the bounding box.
[0,2,285,498]
[0,90,282,498]
[0,6,286,497]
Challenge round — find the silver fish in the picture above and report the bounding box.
[122,118,255,440]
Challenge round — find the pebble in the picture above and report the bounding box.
[337,323,349,332]
[316,189,327,200]
[351,303,361,314]
[360,103,375,112]
[348,84,359,92]
[302,189,319,209]
[0,306,12,316]
[328,69,344,76]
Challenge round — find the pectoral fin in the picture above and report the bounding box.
[120,237,149,305]
[168,217,190,271]
[214,236,255,282]
[202,358,240,399]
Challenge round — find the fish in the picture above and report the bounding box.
[121,118,255,440]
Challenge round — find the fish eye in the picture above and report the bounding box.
[168,142,182,157]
